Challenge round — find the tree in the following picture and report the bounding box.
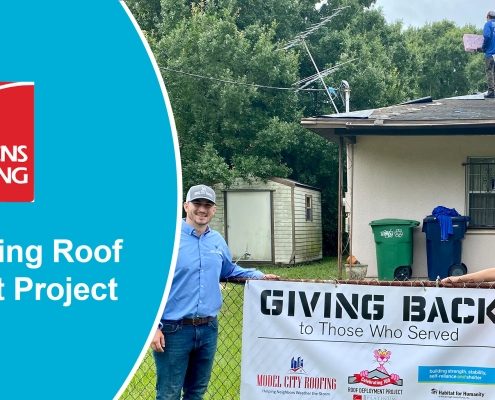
[283,127,340,254]
[126,0,161,38]
[126,0,484,255]
[155,7,300,187]
[405,21,476,98]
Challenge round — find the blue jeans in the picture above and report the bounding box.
[153,318,218,400]
[486,56,495,93]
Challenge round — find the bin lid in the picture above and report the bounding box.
[369,218,420,227]
[423,215,470,223]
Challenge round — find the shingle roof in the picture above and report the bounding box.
[301,95,495,142]
[371,96,495,121]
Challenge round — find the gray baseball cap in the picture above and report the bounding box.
[488,10,495,18]
[186,184,216,204]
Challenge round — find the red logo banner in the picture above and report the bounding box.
[0,82,34,202]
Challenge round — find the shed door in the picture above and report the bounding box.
[226,191,272,262]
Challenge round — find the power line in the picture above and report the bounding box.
[160,66,326,92]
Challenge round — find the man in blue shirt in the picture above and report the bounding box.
[151,184,278,400]
[482,11,495,98]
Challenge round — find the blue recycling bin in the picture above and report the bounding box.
[422,216,470,280]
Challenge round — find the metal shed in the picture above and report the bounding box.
[210,177,322,265]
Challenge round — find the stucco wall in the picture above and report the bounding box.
[351,135,495,278]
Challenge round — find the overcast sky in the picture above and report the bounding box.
[373,0,487,29]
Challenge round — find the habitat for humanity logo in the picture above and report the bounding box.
[430,387,486,399]
[0,82,34,202]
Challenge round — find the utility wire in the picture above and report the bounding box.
[160,66,326,92]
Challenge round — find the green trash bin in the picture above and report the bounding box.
[369,219,420,280]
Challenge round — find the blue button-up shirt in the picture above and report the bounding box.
[162,220,264,320]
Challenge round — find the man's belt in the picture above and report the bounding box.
[163,316,215,326]
[182,316,215,326]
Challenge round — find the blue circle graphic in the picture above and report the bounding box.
[0,2,179,398]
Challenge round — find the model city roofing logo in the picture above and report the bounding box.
[289,356,306,374]
[256,356,336,391]
[0,82,34,202]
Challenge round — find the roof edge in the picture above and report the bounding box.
[301,118,495,129]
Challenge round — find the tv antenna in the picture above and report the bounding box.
[283,6,350,114]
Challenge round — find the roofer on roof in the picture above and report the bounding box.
[481,11,495,98]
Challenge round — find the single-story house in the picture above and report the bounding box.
[210,177,322,265]
[301,94,495,279]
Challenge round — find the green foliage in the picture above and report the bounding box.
[465,53,486,93]
[126,0,162,38]
[405,21,477,98]
[128,0,486,255]
[156,9,300,188]
[283,128,340,253]
[182,142,234,187]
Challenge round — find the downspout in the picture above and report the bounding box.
[347,142,354,272]
[337,136,344,279]
[343,81,352,275]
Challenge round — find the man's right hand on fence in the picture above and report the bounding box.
[151,328,165,352]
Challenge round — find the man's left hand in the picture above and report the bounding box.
[263,274,280,280]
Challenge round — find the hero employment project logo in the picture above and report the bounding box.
[0,82,34,202]
[348,349,404,400]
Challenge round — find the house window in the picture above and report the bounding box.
[466,157,495,228]
[305,195,313,221]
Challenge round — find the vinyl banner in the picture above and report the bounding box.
[241,280,495,400]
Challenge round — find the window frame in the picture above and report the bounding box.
[305,194,313,222]
[465,156,495,229]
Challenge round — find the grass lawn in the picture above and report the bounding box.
[120,257,339,399]
[261,256,340,280]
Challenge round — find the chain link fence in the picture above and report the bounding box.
[121,280,246,400]
[120,275,495,399]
